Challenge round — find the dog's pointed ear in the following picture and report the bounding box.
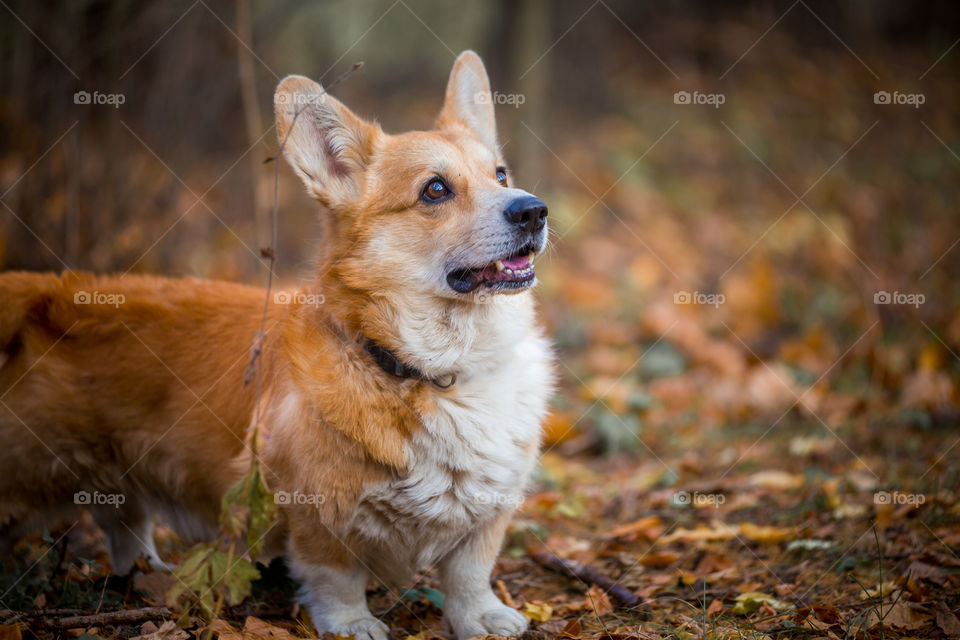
[274,75,382,209]
[435,51,498,152]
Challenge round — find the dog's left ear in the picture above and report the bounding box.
[435,50,498,152]
[274,75,382,210]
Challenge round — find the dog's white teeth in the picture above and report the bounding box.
[505,268,513,275]
[528,251,535,263]
[495,260,505,272]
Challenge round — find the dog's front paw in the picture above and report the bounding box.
[447,600,528,639]
[144,555,175,573]
[323,616,390,640]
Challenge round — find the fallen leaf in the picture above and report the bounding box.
[585,584,613,616]
[832,502,869,519]
[535,619,568,636]
[860,581,898,600]
[694,552,734,574]
[659,522,739,543]
[786,539,834,552]
[131,620,189,640]
[732,592,789,615]
[522,601,554,622]
[795,605,841,625]
[740,522,794,543]
[606,516,664,540]
[706,598,724,618]
[874,502,895,530]
[639,551,682,567]
[241,616,298,639]
[0,625,22,640]
[936,601,960,637]
[905,560,947,585]
[867,601,927,631]
[561,619,582,637]
[748,470,805,490]
[495,579,518,608]
[209,619,242,640]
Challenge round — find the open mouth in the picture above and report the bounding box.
[446,244,539,294]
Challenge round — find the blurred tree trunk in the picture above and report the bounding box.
[236,0,269,250]
[512,0,548,188]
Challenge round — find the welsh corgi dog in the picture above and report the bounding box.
[0,51,552,639]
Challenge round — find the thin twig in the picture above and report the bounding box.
[531,549,649,616]
[243,61,364,393]
[37,606,171,629]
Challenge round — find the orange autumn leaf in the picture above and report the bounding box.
[542,411,579,446]
[739,522,795,544]
[605,515,664,540]
[585,584,614,616]
[639,550,682,567]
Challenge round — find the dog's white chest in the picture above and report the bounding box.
[352,333,551,577]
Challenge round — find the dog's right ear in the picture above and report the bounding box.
[274,75,381,209]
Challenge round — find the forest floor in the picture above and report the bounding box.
[1,409,957,640]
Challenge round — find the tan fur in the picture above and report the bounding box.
[0,51,551,639]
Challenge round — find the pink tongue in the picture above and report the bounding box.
[502,254,529,269]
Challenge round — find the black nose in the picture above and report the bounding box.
[503,196,547,233]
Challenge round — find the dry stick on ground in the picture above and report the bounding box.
[1,608,86,624]
[36,606,171,630]
[7,603,292,627]
[531,549,649,616]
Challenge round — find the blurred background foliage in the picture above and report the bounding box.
[1,0,959,456]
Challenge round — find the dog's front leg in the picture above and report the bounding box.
[440,511,528,640]
[291,557,388,640]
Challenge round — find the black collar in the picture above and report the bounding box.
[362,339,456,390]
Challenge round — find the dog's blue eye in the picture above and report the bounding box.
[422,178,450,202]
[496,168,508,186]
